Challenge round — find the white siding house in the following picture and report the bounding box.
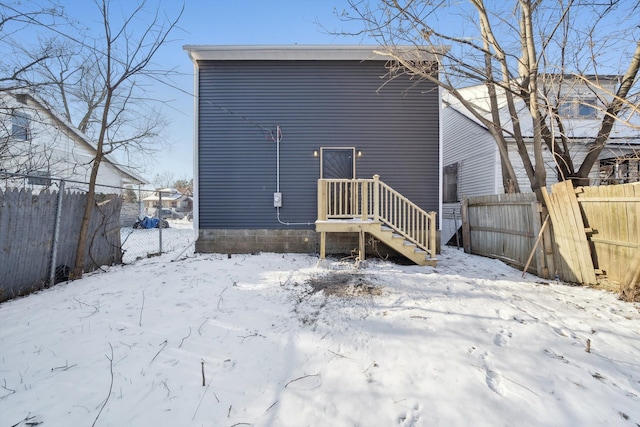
[441,78,640,244]
[1,90,146,191]
[142,188,192,212]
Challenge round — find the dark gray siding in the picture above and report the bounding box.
[198,60,439,229]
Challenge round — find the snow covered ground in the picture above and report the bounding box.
[1,243,639,426]
[120,219,196,264]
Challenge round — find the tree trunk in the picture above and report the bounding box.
[70,153,102,279]
[521,0,546,200]
[71,84,113,279]
[575,41,640,186]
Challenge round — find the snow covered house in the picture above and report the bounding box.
[184,45,446,264]
[441,76,640,244]
[0,90,146,191]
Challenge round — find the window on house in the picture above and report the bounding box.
[558,97,598,119]
[443,163,459,203]
[11,111,31,140]
[599,156,640,184]
[27,171,51,186]
[558,101,574,117]
[577,98,597,118]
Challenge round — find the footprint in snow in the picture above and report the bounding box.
[481,354,505,396]
[493,329,512,347]
[551,326,575,338]
[485,368,505,395]
[397,403,421,426]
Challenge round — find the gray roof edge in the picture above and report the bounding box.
[183,44,447,62]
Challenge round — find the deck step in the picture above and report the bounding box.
[316,219,436,267]
[368,225,436,267]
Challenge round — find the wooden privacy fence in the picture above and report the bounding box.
[462,181,639,289]
[461,193,552,279]
[542,181,639,287]
[0,188,123,301]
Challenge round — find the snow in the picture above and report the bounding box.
[1,242,639,427]
[120,219,196,263]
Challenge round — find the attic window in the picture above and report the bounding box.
[443,163,459,203]
[11,111,31,140]
[558,97,598,119]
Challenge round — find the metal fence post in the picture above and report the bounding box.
[49,180,65,285]
[158,190,163,254]
[138,184,143,217]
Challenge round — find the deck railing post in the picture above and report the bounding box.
[361,180,368,221]
[429,211,437,258]
[318,179,327,221]
[373,175,380,222]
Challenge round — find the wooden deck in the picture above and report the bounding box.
[316,175,437,266]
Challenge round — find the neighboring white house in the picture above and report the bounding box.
[142,188,192,212]
[441,76,640,244]
[0,90,147,190]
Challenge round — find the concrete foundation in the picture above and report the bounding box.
[196,228,440,260]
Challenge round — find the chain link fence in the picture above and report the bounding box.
[0,172,195,301]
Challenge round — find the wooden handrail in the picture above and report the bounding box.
[317,175,437,258]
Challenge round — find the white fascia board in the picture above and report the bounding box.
[183,44,446,62]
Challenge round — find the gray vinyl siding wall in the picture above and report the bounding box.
[198,60,440,229]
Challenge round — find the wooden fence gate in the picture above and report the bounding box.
[541,181,598,284]
[546,181,639,287]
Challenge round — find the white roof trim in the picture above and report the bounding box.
[183,44,446,62]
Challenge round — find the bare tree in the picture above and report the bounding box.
[153,171,176,189]
[70,0,183,278]
[2,1,183,278]
[0,1,70,90]
[1,1,70,180]
[172,177,193,193]
[338,0,640,197]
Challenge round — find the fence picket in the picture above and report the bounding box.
[462,182,638,289]
[0,188,123,301]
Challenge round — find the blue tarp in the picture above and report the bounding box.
[140,217,160,228]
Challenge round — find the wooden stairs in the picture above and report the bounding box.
[315,220,436,266]
[316,175,437,266]
[370,224,435,266]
